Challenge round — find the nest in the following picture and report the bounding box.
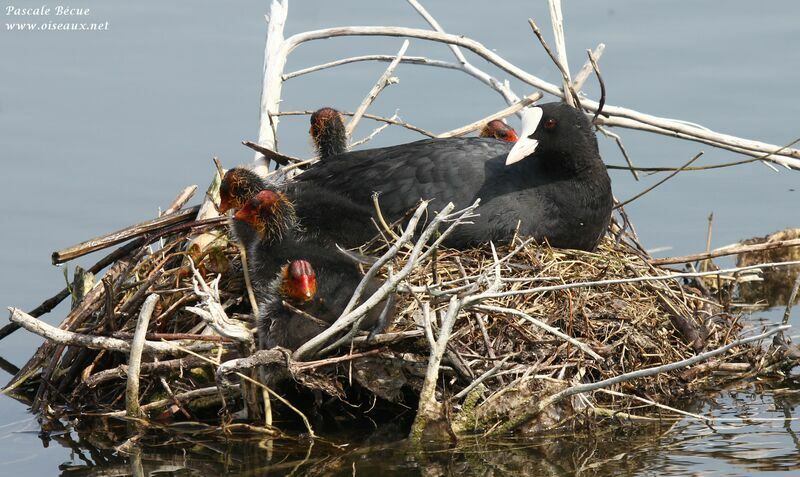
[6,189,791,440]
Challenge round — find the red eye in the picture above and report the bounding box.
[544,118,557,130]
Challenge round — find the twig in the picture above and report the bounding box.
[598,126,639,181]
[528,18,580,108]
[476,261,800,301]
[51,206,200,265]
[242,140,302,165]
[6,307,217,355]
[453,355,511,400]
[276,110,435,137]
[104,385,239,418]
[349,114,395,148]
[782,272,800,326]
[184,259,253,345]
[126,294,158,418]
[411,295,461,442]
[436,92,543,138]
[84,356,209,388]
[406,0,521,108]
[545,1,576,107]
[474,305,602,360]
[345,40,410,138]
[162,186,197,216]
[614,152,704,209]
[254,0,290,173]
[587,49,606,123]
[650,238,800,266]
[276,25,800,166]
[571,44,605,91]
[484,324,790,435]
[294,200,481,360]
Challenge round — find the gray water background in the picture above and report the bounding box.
[1,0,798,474]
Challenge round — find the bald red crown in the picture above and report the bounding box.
[282,260,317,302]
[480,120,518,143]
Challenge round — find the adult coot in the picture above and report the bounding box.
[480,119,518,142]
[291,102,612,251]
[258,259,392,352]
[310,107,347,160]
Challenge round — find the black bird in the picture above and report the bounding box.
[222,167,377,248]
[218,167,269,214]
[233,191,393,347]
[480,119,519,143]
[258,258,392,352]
[310,107,347,160]
[290,102,612,251]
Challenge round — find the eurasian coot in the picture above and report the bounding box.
[480,119,518,142]
[291,102,612,251]
[310,107,347,160]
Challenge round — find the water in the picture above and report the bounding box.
[1,0,798,474]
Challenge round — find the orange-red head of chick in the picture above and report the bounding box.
[280,260,317,303]
[310,107,347,159]
[218,168,266,214]
[233,189,296,242]
[480,120,519,143]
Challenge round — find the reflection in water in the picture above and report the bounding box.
[43,385,800,477]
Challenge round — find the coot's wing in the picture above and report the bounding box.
[295,138,512,218]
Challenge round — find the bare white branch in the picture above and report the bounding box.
[346,40,410,138]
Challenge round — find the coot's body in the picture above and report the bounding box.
[291,103,613,250]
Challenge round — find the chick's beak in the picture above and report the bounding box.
[299,275,316,299]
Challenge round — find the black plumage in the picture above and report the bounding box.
[232,191,393,353]
[291,102,613,251]
[258,257,391,352]
[310,107,347,160]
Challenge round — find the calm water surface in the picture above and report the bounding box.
[1,0,799,475]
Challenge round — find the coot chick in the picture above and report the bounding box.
[291,102,612,251]
[258,259,392,352]
[236,185,378,250]
[480,119,518,142]
[310,107,347,160]
[218,167,269,214]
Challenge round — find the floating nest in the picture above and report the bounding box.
[3,187,791,440]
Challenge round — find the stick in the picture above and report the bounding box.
[651,238,800,266]
[614,152,704,209]
[242,140,302,165]
[528,18,579,108]
[254,0,290,173]
[545,1,575,107]
[477,261,800,301]
[276,25,800,166]
[84,356,209,388]
[5,307,217,355]
[485,325,790,435]
[406,0,520,108]
[436,92,543,138]
[474,305,603,360]
[277,110,435,137]
[571,44,605,91]
[345,40,410,138]
[410,295,461,442]
[126,294,158,418]
[51,206,200,265]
